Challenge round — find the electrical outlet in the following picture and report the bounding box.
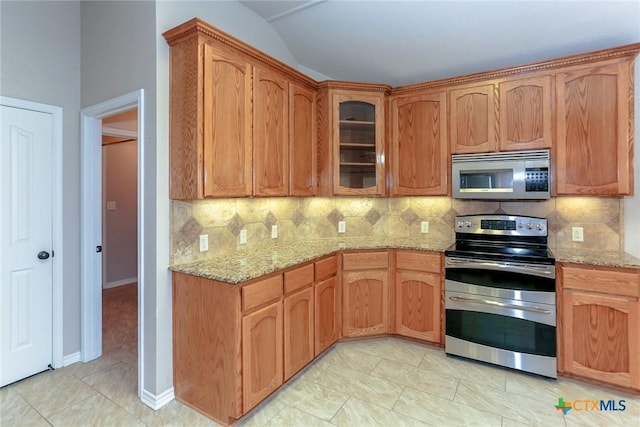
[271,225,278,239]
[240,229,247,244]
[338,221,346,233]
[421,221,429,233]
[572,227,584,242]
[199,234,208,252]
[106,201,117,211]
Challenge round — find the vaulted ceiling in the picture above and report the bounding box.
[240,0,640,86]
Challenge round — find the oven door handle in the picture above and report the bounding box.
[448,296,552,314]
[446,257,554,277]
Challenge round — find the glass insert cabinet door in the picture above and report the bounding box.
[333,93,385,195]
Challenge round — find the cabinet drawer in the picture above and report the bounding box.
[242,274,283,312]
[396,251,441,274]
[342,251,388,270]
[284,263,314,294]
[315,255,337,281]
[561,265,640,297]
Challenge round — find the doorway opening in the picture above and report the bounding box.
[101,109,139,368]
[80,90,145,398]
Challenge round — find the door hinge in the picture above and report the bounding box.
[51,250,55,258]
[96,245,102,253]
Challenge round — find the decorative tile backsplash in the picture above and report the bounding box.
[170,196,624,265]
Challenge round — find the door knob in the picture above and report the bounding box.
[37,251,50,260]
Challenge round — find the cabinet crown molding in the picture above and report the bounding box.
[392,42,640,95]
[163,17,316,88]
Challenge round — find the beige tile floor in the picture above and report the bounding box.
[2,283,639,426]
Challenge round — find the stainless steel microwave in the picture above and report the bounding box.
[452,150,550,200]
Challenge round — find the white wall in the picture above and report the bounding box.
[80,0,164,395]
[154,0,309,398]
[624,55,640,258]
[104,140,138,287]
[0,0,82,356]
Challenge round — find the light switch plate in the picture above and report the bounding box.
[338,221,346,233]
[240,229,247,244]
[421,221,429,233]
[106,201,116,211]
[199,234,208,252]
[271,225,278,239]
[572,227,584,242]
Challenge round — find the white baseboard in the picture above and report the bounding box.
[141,387,174,410]
[62,351,81,367]
[103,277,137,289]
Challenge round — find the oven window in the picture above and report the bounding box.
[446,310,556,357]
[446,268,555,292]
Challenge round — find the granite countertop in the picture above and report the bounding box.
[553,248,640,269]
[170,238,640,284]
[169,237,452,284]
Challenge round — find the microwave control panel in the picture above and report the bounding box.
[525,168,549,192]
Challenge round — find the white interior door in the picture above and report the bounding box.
[0,105,54,387]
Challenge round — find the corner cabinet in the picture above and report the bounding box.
[317,84,389,196]
[394,251,443,343]
[342,251,390,337]
[555,59,634,195]
[390,90,449,195]
[559,263,640,392]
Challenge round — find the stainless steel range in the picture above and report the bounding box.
[444,214,557,378]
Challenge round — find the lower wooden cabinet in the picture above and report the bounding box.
[559,263,640,391]
[342,251,390,337]
[284,286,314,380]
[242,301,283,410]
[315,276,340,355]
[394,251,442,343]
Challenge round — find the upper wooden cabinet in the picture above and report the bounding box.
[555,60,634,195]
[164,19,317,199]
[499,75,553,151]
[390,90,449,195]
[289,83,317,196]
[449,84,497,154]
[317,84,389,196]
[167,39,253,199]
[253,67,289,196]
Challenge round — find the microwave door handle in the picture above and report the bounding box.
[448,296,552,314]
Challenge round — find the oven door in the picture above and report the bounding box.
[444,258,557,378]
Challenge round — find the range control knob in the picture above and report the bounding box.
[517,223,524,228]
[536,223,544,231]
[457,221,464,228]
[526,223,534,230]
[465,221,472,228]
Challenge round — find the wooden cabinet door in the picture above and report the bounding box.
[449,84,497,154]
[253,67,289,196]
[289,83,317,196]
[562,289,640,390]
[284,287,314,380]
[391,91,448,195]
[333,92,386,196]
[395,270,441,343]
[202,43,252,197]
[555,60,632,195]
[499,76,552,151]
[242,301,283,411]
[315,276,340,356]
[342,269,389,337]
